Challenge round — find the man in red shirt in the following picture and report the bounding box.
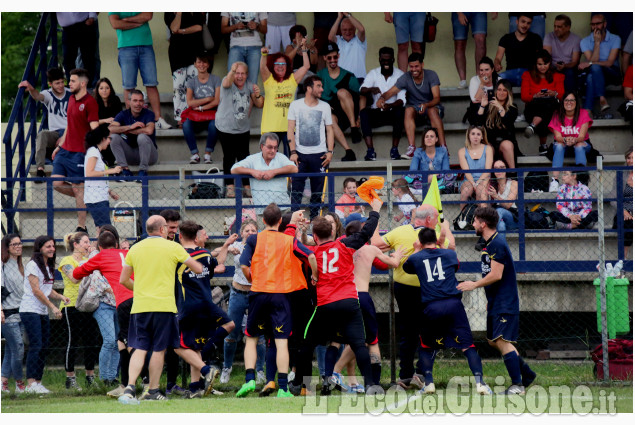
[290,198,383,395]
[51,68,99,233]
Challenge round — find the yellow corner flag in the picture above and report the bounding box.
[422,175,444,232]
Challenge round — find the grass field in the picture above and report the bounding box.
[2,360,632,414]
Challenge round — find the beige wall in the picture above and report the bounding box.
[98,12,597,94]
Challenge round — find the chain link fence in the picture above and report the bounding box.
[1,164,632,386]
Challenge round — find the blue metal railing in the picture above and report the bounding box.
[2,12,58,234]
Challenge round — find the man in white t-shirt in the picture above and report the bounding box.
[328,12,367,82]
[221,12,268,85]
[287,75,335,219]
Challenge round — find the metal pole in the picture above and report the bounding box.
[596,157,609,382]
[178,168,186,220]
[386,163,397,384]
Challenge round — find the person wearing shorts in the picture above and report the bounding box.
[452,12,492,89]
[458,206,536,395]
[385,12,426,72]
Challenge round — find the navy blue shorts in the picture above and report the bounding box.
[245,292,292,339]
[359,292,379,345]
[86,200,111,227]
[52,147,85,180]
[487,313,519,343]
[304,298,366,347]
[116,298,133,345]
[419,297,474,350]
[179,304,231,350]
[128,311,180,352]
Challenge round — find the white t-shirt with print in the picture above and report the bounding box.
[20,260,54,315]
[84,146,109,204]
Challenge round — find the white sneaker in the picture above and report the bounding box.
[155,117,172,130]
[203,153,213,164]
[25,382,50,394]
[516,113,525,123]
[220,367,232,384]
[549,178,560,193]
[256,370,266,385]
[417,382,435,394]
[458,80,468,89]
[476,382,494,395]
[107,385,126,398]
[189,153,200,164]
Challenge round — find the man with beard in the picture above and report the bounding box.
[494,14,543,87]
[359,47,406,161]
[457,206,536,395]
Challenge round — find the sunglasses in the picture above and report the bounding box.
[273,62,286,66]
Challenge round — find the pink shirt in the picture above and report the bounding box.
[548,109,593,142]
[335,193,357,216]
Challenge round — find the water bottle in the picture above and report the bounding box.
[605,263,614,277]
[613,260,624,278]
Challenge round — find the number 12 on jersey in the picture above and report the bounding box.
[321,248,340,273]
[422,257,446,282]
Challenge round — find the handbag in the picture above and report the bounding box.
[75,270,107,313]
[202,14,215,50]
[180,107,216,122]
[453,204,478,231]
[424,13,439,43]
[189,167,223,199]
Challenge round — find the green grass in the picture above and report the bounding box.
[2,360,632,414]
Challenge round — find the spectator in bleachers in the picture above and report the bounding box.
[266,13,296,54]
[93,78,123,167]
[164,12,205,126]
[215,62,264,198]
[613,147,633,258]
[360,47,406,162]
[181,53,221,165]
[260,41,310,158]
[543,14,581,93]
[391,178,417,225]
[466,56,499,125]
[313,13,338,70]
[487,159,519,233]
[19,236,70,394]
[109,89,158,182]
[578,13,621,116]
[57,13,98,89]
[108,12,171,130]
[621,64,633,123]
[495,14,543,87]
[335,177,363,220]
[600,12,633,53]
[384,12,426,72]
[622,31,633,76]
[508,12,546,40]
[221,13,267,86]
[552,170,599,230]
[521,49,565,154]
[285,25,318,72]
[473,79,520,168]
[547,91,593,193]
[83,126,122,232]
[18,68,71,181]
[328,12,367,83]
[380,52,445,160]
[51,68,99,234]
[407,127,451,196]
[317,42,359,160]
[452,12,497,89]
[458,125,494,210]
[1,234,26,394]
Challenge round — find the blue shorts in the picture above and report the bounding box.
[451,12,488,40]
[245,292,292,339]
[118,45,158,89]
[128,311,180,352]
[393,12,425,44]
[179,304,231,350]
[487,313,519,343]
[359,292,379,345]
[418,297,474,350]
[86,200,111,227]
[52,148,85,180]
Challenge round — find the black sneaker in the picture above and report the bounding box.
[66,376,82,391]
[538,145,549,155]
[390,147,400,160]
[85,375,96,387]
[76,226,88,234]
[350,127,362,144]
[364,148,376,161]
[140,389,168,401]
[34,169,46,183]
[320,377,332,396]
[288,381,302,396]
[341,149,356,161]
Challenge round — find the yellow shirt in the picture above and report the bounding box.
[382,225,449,287]
[261,75,298,133]
[58,255,85,308]
[125,237,191,314]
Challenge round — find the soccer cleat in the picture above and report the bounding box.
[328,372,349,392]
[155,117,173,130]
[522,370,537,388]
[287,371,295,382]
[365,385,383,395]
[524,124,535,138]
[140,390,168,401]
[418,382,436,395]
[259,381,277,397]
[364,148,377,161]
[15,380,26,393]
[549,178,560,193]
[220,367,232,384]
[396,377,412,389]
[117,168,134,182]
[183,389,205,399]
[236,380,256,397]
[166,384,186,396]
[118,393,140,405]
[401,145,415,159]
[288,382,302,396]
[476,382,494,395]
[320,377,332,396]
[107,385,126,398]
[538,144,549,155]
[2,381,9,393]
[203,365,220,396]
[256,370,266,385]
[190,153,201,164]
[204,153,213,164]
[411,374,424,390]
[300,387,313,396]
[341,149,357,162]
[350,127,362,144]
[500,384,525,395]
[66,376,82,391]
[277,388,294,398]
[390,147,401,160]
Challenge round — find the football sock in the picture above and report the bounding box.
[463,347,484,385]
[119,349,130,386]
[349,343,374,387]
[502,351,523,385]
[278,372,288,392]
[245,368,255,383]
[325,345,340,378]
[371,363,382,385]
[266,342,277,382]
[202,327,231,362]
[518,356,536,386]
[189,381,201,392]
[418,349,436,385]
[201,365,211,377]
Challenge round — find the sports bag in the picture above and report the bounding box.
[453,203,478,231]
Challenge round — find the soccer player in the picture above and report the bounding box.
[403,228,493,395]
[237,203,318,398]
[457,206,536,395]
[174,221,238,398]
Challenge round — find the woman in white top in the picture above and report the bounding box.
[19,235,70,394]
[487,159,519,233]
[83,125,122,233]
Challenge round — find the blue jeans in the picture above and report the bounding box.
[290,152,327,219]
[227,45,261,85]
[509,15,545,39]
[583,65,622,110]
[499,68,527,87]
[497,207,519,232]
[393,12,426,44]
[93,303,120,381]
[118,45,158,89]
[451,12,488,39]
[20,313,49,381]
[183,119,217,154]
[552,141,592,167]
[1,321,24,380]
[223,287,265,371]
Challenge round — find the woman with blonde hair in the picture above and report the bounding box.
[458,125,494,209]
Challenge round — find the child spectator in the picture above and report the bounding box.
[552,170,599,229]
[391,178,417,225]
[335,178,363,220]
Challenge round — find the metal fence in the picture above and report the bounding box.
[1,163,632,385]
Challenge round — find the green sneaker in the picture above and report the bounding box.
[277,389,294,398]
[236,380,256,398]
